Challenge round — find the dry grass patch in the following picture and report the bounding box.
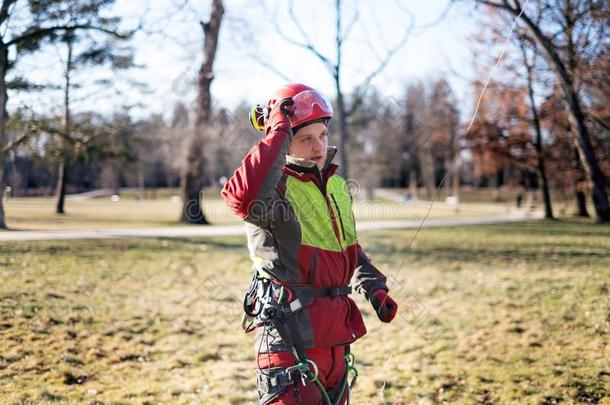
[0,220,608,403]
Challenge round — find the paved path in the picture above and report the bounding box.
[0,211,541,242]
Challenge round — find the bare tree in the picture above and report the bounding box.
[403,80,461,200]
[405,82,431,198]
[273,0,414,177]
[516,33,553,219]
[539,89,591,217]
[430,79,461,199]
[470,0,609,221]
[180,0,224,224]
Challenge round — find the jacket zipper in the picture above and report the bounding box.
[330,193,346,242]
[313,175,354,339]
[314,178,342,250]
[323,195,342,249]
[314,176,348,283]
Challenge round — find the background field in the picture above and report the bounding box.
[3,187,544,231]
[1,220,608,404]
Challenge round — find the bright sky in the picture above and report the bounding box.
[10,0,478,121]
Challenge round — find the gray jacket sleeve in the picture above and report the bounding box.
[221,115,293,227]
[352,244,389,301]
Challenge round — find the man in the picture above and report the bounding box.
[222,83,398,404]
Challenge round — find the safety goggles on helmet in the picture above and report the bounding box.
[289,90,334,129]
[249,88,334,132]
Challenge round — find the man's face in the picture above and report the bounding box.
[288,122,329,172]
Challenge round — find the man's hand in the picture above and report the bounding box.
[370,289,398,323]
[278,98,294,116]
[265,97,294,135]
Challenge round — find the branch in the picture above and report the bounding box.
[4,126,35,152]
[590,113,610,132]
[287,1,314,46]
[411,0,454,32]
[33,120,72,143]
[271,2,336,74]
[7,24,131,47]
[139,0,189,37]
[220,11,292,84]
[472,0,514,11]
[335,0,342,77]
[510,0,523,10]
[79,130,107,146]
[346,19,414,118]
[248,54,293,82]
[341,7,359,43]
[0,0,16,25]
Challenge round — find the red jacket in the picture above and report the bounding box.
[221,117,388,352]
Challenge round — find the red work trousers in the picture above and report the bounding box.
[255,345,349,405]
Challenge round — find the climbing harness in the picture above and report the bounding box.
[242,270,359,404]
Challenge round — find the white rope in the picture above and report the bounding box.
[378,0,530,398]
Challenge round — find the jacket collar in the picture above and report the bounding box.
[283,146,338,188]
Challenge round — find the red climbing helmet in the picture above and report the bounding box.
[250,83,334,132]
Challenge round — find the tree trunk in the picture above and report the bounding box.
[536,150,553,219]
[0,42,8,229]
[180,0,224,224]
[114,166,121,196]
[491,171,500,202]
[576,190,589,217]
[447,123,460,204]
[564,89,609,222]
[334,76,349,178]
[451,156,460,199]
[409,169,418,200]
[56,38,73,214]
[573,147,590,217]
[137,165,145,199]
[522,46,553,219]
[55,161,67,214]
[444,157,452,194]
[417,148,434,200]
[333,0,349,178]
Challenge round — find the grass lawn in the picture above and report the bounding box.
[0,220,608,404]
